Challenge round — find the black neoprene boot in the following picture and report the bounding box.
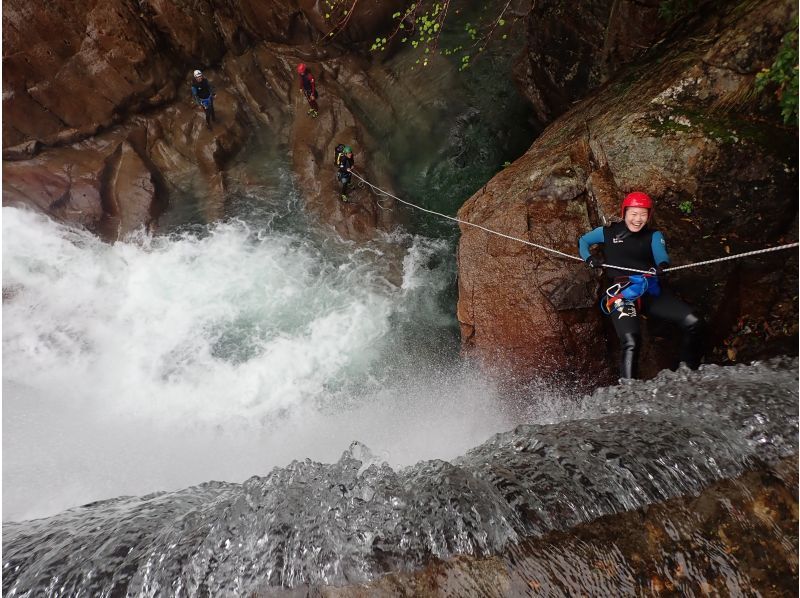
[620,333,640,379]
[679,313,703,369]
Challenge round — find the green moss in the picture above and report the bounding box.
[646,113,693,135]
[647,107,791,155]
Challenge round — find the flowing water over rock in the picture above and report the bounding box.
[3,357,796,596]
[3,14,797,594]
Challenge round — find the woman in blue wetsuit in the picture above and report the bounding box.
[578,192,702,380]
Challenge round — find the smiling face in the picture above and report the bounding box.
[624,207,650,232]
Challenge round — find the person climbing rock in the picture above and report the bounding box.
[578,191,702,380]
[297,63,319,118]
[191,69,216,129]
[335,144,354,202]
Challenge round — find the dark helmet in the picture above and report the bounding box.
[620,191,653,217]
[297,63,307,74]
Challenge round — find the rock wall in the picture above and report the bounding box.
[457,0,798,383]
[2,0,404,149]
[2,0,407,239]
[513,0,717,127]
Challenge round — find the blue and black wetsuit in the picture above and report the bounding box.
[191,77,216,127]
[578,221,701,379]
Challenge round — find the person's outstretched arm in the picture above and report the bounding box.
[578,226,604,261]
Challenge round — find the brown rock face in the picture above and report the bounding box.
[298,0,409,44]
[2,0,410,150]
[3,0,178,147]
[3,0,410,241]
[290,54,399,240]
[3,147,106,228]
[2,0,300,149]
[514,0,697,127]
[457,0,798,384]
[3,75,249,238]
[100,141,156,237]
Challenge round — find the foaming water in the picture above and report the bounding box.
[2,205,526,521]
[2,359,796,596]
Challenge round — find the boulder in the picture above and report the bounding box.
[457,0,798,383]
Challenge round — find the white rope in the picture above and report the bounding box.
[662,243,799,272]
[350,171,581,262]
[350,170,798,274]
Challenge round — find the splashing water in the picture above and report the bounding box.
[2,204,529,522]
[2,358,796,595]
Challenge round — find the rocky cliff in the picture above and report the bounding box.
[457,0,798,384]
[2,0,404,238]
[4,0,796,384]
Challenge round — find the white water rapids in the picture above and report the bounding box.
[2,205,539,522]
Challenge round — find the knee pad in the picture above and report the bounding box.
[620,333,640,351]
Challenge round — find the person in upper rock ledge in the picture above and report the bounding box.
[578,191,703,380]
[335,144,354,202]
[297,63,319,118]
[191,69,216,129]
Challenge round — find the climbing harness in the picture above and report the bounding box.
[600,273,656,315]
[349,171,799,274]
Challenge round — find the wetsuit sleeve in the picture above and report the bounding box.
[651,231,670,265]
[578,227,604,261]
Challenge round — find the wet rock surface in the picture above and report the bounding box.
[457,0,798,383]
[275,456,797,597]
[2,0,405,240]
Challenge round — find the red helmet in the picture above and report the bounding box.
[620,191,653,217]
[297,63,306,74]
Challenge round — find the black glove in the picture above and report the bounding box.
[586,255,604,270]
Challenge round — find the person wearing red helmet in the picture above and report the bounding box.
[297,63,319,118]
[578,192,702,379]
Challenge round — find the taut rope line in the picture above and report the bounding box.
[350,171,580,262]
[349,171,798,274]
